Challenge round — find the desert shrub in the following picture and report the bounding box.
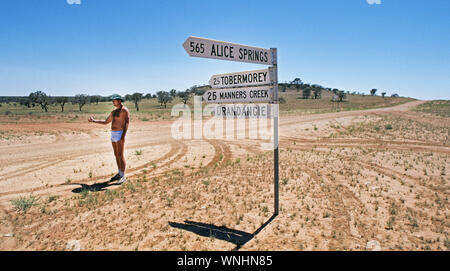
[11,196,39,213]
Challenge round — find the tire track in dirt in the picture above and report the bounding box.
[204,140,232,169]
[0,139,180,181]
[228,141,265,157]
[288,145,445,217]
[0,138,228,206]
[71,140,187,184]
[279,100,426,128]
[285,140,446,191]
[385,111,450,128]
[280,110,384,128]
[300,164,367,250]
[288,145,420,183]
[282,136,449,148]
[0,159,67,181]
[0,141,187,200]
[138,139,232,181]
[10,139,225,209]
[282,137,450,155]
[0,138,174,167]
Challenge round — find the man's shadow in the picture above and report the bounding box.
[69,180,119,193]
[168,214,277,251]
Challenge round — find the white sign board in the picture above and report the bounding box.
[209,69,271,88]
[183,36,272,65]
[215,104,271,118]
[203,86,273,104]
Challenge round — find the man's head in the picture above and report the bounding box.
[110,94,124,107]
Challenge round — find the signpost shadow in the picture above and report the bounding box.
[168,214,277,250]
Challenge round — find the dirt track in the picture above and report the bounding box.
[0,100,427,208]
[1,100,448,251]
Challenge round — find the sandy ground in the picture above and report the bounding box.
[0,100,448,251]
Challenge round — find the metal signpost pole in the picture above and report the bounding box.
[270,48,279,216]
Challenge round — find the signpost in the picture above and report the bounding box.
[183,36,272,65]
[203,86,273,104]
[183,36,279,216]
[209,69,271,88]
[269,49,279,216]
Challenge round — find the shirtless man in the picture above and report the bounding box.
[88,94,130,184]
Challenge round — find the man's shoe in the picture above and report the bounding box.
[110,173,121,181]
[117,176,127,184]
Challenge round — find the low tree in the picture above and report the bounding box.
[130,92,143,112]
[291,78,303,92]
[313,88,322,99]
[338,91,346,102]
[370,88,377,96]
[188,85,208,96]
[29,91,49,112]
[19,97,31,108]
[178,91,190,107]
[302,88,311,99]
[90,95,101,105]
[188,85,199,94]
[381,92,386,98]
[156,91,172,108]
[169,89,177,99]
[73,94,90,111]
[144,93,153,99]
[291,78,302,85]
[156,91,164,107]
[55,96,70,112]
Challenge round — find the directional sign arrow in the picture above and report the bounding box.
[183,36,273,65]
[209,69,271,89]
[203,86,273,104]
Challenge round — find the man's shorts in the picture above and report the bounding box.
[111,130,123,142]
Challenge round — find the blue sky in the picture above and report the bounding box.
[0,0,449,99]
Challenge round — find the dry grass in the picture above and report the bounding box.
[414,100,450,118]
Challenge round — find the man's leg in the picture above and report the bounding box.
[111,142,121,180]
[117,139,126,173]
[116,138,126,184]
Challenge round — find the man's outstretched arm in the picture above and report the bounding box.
[88,113,112,124]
